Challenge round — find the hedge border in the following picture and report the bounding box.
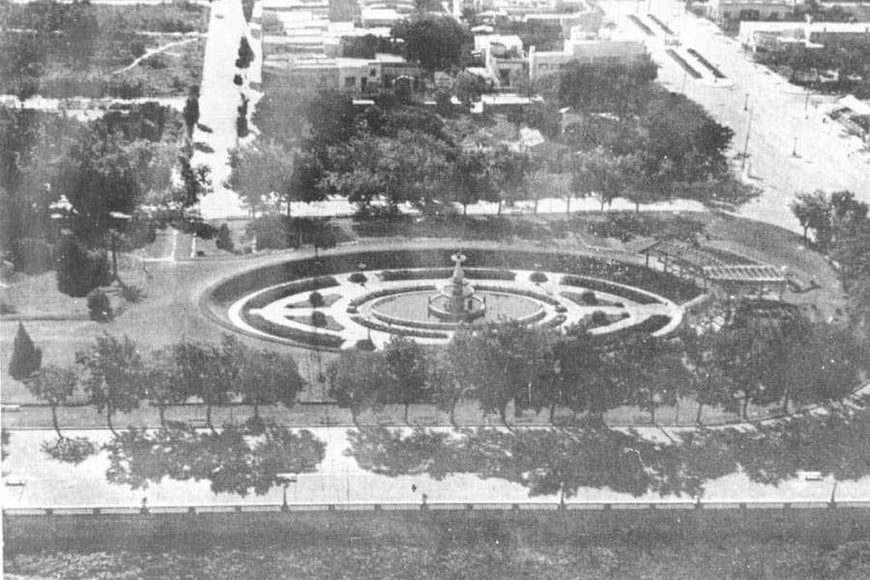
[560,276,661,305]
[241,311,345,348]
[349,316,449,339]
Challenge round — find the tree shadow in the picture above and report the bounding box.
[104,418,326,496]
[346,403,870,499]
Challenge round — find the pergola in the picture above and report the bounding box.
[637,240,726,282]
[703,264,788,299]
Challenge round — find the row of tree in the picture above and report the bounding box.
[346,397,870,500]
[14,329,304,438]
[326,316,867,426]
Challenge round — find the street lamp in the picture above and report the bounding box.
[276,473,298,511]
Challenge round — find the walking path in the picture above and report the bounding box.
[111,37,200,75]
[3,427,869,510]
[193,0,258,220]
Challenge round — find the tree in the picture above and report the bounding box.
[236,36,255,70]
[453,71,487,107]
[76,334,144,436]
[56,129,145,246]
[25,365,77,439]
[55,230,111,297]
[452,149,491,216]
[427,349,465,426]
[183,86,200,139]
[9,323,42,380]
[227,140,299,217]
[790,191,832,244]
[570,148,635,213]
[383,335,429,423]
[172,336,239,433]
[392,15,471,72]
[216,223,234,252]
[488,146,530,215]
[326,350,387,427]
[237,349,304,418]
[140,351,187,427]
[323,130,455,215]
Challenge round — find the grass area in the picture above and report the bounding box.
[0,213,849,417]
[0,0,206,99]
[4,517,870,579]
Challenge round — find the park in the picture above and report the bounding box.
[3,0,870,575]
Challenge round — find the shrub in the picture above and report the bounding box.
[87,289,112,322]
[216,223,234,252]
[309,291,324,308]
[355,338,376,351]
[9,323,42,380]
[181,219,218,240]
[530,271,548,283]
[581,290,598,305]
[55,232,111,297]
[349,272,367,284]
[311,310,327,327]
[591,310,608,327]
[233,73,243,86]
[130,41,147,58]
[1,301,17,315]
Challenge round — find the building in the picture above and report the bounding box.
[738,20,870,50]
[528,39,647,80]
[706,0,805,27]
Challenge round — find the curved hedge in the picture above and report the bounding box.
[379,268,516,282]
[212,248,699,307]
[241,311,345,348]
[560,275,661,305]
[244,277,339,310]
[350,316,449,339]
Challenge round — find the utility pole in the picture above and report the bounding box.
[741,108,753,171]
[744,92,749,111]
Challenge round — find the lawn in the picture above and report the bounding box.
[5,515,869,580]
[0,1,207,99]
[0,213,849,414]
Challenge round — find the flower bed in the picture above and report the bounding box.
[241,312,345,348]
[349,316,449,340]
[560,276,660,305]
[559,291,624,308]
[244,277,339,310]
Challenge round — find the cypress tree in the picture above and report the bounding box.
[9,323,42,380]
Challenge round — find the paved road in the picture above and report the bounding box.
[193,0,253,220]
[3,427,868,509]
[604,0,870,234]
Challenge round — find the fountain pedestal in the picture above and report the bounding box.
[427,253,486,322]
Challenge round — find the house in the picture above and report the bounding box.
[738,20,870,50]
[528,39,647,80]
[706,0,805,27]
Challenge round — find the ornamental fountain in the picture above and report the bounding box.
[427,252,486,322]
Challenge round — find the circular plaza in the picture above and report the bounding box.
[207,246,696,349]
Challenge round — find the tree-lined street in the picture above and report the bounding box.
[605,0,870,233]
